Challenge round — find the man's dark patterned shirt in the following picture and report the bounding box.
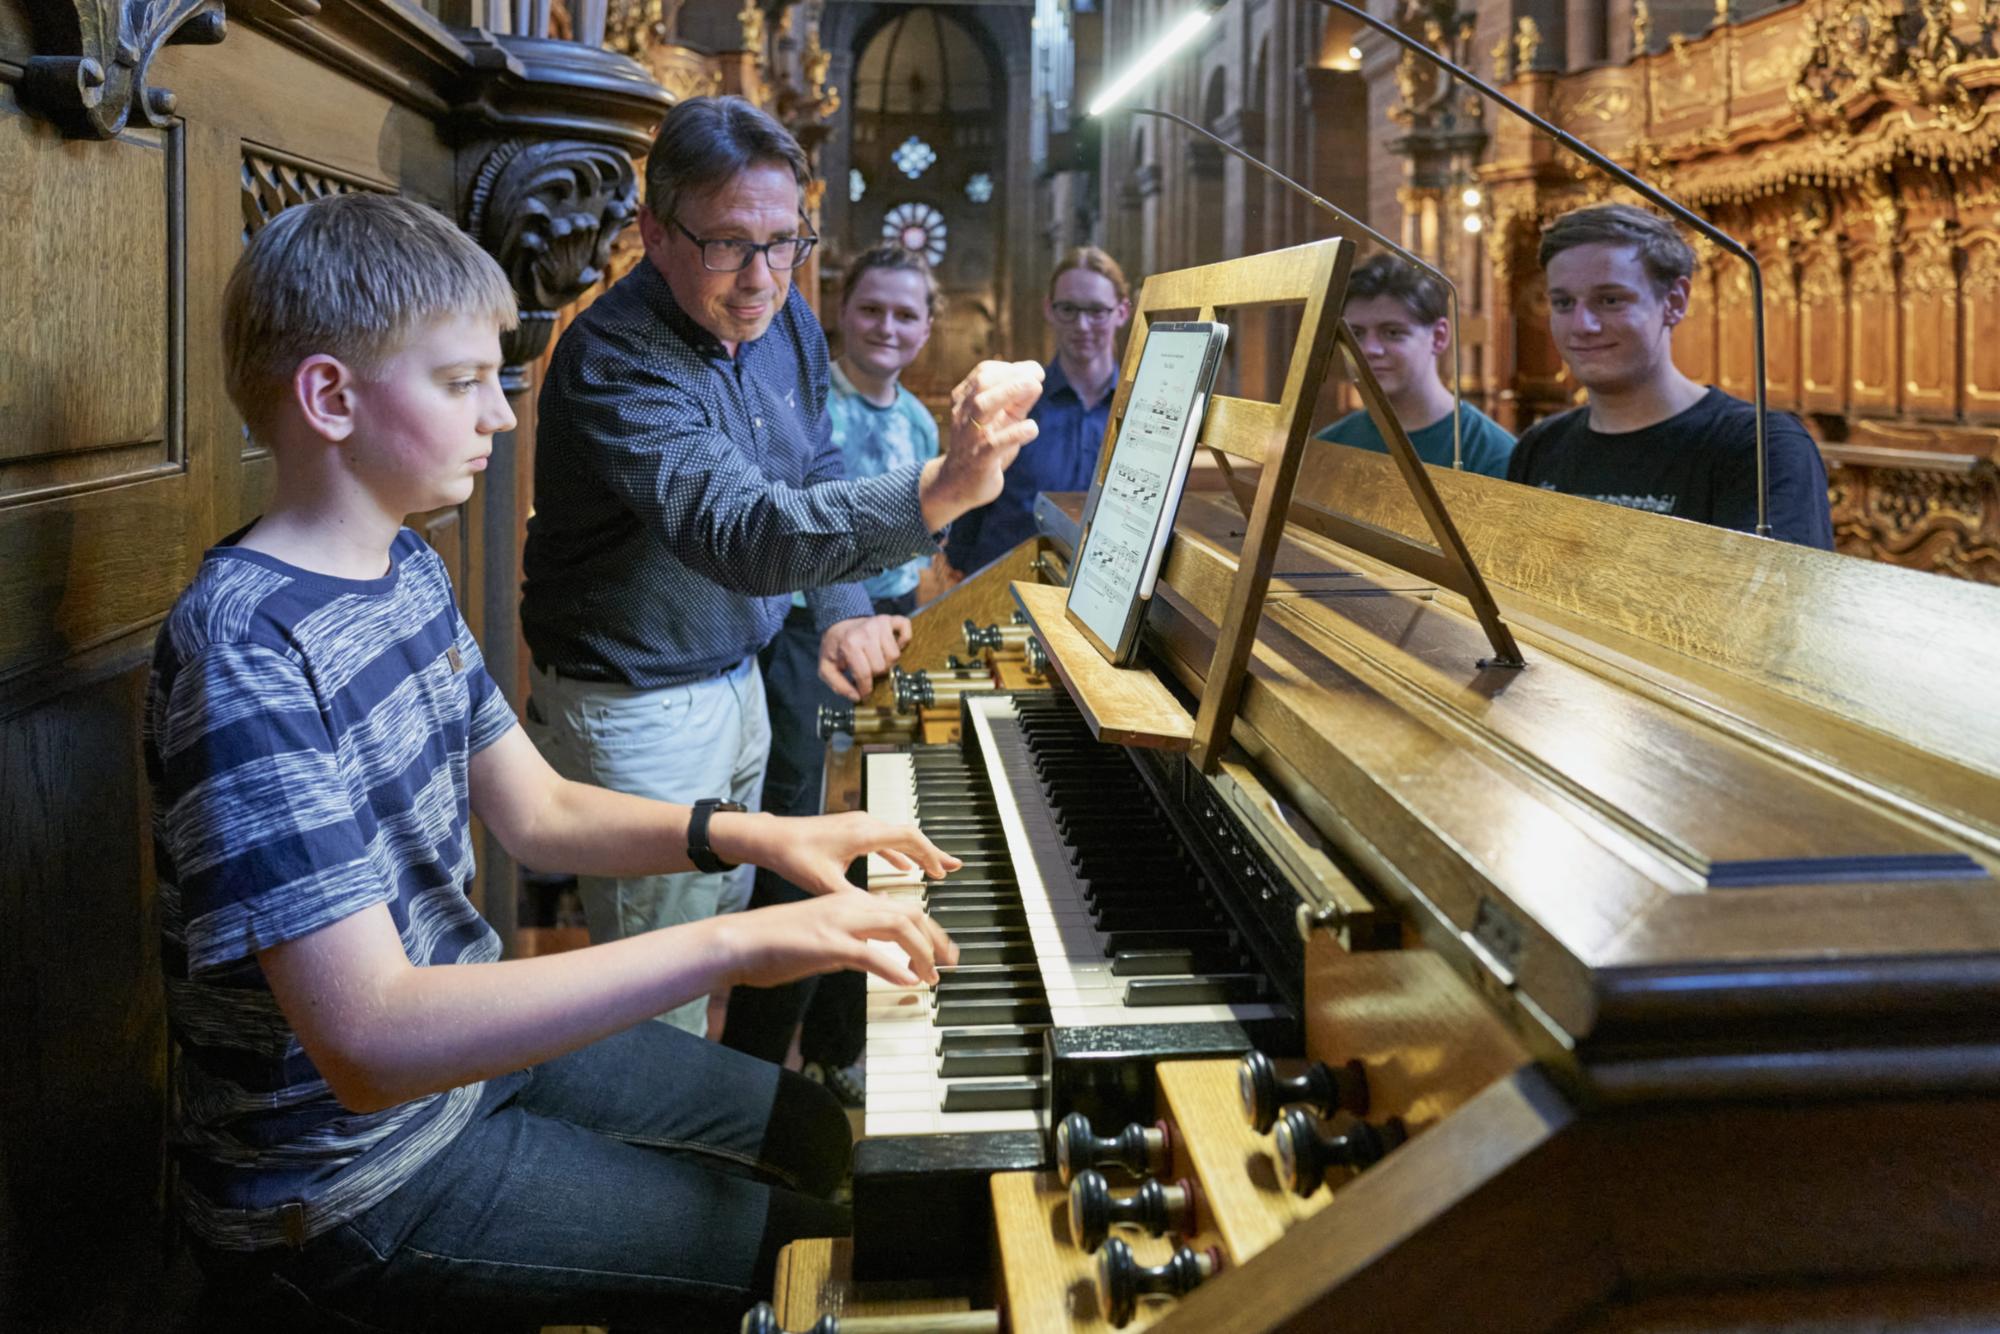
[522,262,934,687]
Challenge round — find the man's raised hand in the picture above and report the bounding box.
[919,360,1045,531]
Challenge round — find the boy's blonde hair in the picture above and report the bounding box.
[223,193,519,440]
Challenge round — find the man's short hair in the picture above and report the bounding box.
[645,96,812,224]
[1538,203,1696,293]
[1049,246,1130,303]
[1344,253,1448,326]
[222,193,517,441]
[841,244,943,318]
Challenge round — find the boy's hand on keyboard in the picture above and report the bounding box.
[717,810,961,897]
[718,894,958,988]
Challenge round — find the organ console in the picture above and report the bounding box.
[764,238,2000,1330]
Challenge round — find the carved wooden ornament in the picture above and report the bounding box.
[18,0,231,138]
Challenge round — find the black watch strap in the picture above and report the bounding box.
[688,798,747,874]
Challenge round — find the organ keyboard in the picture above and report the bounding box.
[861,694,1292,1141]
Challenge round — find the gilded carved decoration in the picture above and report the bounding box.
[1830,463,2000,581]
[17,0,228,137]
[1789,0,1996,136]
[1513,17,1540,73]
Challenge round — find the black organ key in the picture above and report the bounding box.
[935,997,1051,1028]
[1123,974,1269,1006]
[939,1079,1047,1112]
[938,1048,1043,1078]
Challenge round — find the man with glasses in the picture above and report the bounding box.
[522,96,1043,1033]
[944,246,1133,577]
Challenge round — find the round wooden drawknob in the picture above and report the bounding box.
[1237,1049,1371,1133]
[1095,1236,1222,1328]
[1054,1111,1172,1185]
[1067,1169,1196,1252]
[1273,1109,1408,1197]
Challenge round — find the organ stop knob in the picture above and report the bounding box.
[1054,1111,1173,1185]
[1095,1236,1222,1328]
[1273,1108,1407,1197]
[1237,1049,1370,1133]
[1068,1170,1196,1252]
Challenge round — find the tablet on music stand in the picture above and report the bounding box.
[1064,321,1229,666]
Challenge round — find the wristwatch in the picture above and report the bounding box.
[687,798,747,874]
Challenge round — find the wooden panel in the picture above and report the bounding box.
[0,471,195,683]
[0,115,176,496]
[1848,248,1899,413]
[1798,240,1848,413]
[1762,262,1799,410]
[1302,943,1529,1130]
[1671,264,1716,387]
[1714,262,1755,402]
[0,658,169,1329]
[1149,1069,1601,1334]
[1155,1060,1333,1265]
[770,1237,981,1327]
[1961,232,2000,423]
[1012,581,1193,749]
[1900,214,1961,419]
[993,1170,1184,1334]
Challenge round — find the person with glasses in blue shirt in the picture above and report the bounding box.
[943,246,1132,578]
[523,97,1044,1033]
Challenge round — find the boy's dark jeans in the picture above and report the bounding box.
[190,1022,850,1333]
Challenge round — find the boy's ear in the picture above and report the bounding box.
[1429,318,1453,357]
[293,355,358,443]
[1661,275,1692,329]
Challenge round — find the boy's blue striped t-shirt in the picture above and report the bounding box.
[145,527,517,1250]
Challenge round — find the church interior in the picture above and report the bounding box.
[5,0,2000,1328]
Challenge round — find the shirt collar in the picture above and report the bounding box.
[1042,357,1080,404]
[634,261,738,360]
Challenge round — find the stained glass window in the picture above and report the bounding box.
[849,168,866,203]
[883,202,948,265]
[893,136,938,179]
[965,172,994,204]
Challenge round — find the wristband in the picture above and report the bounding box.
[687,798,747,874]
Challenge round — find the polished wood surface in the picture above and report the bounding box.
[1153,1061,1330,1265]
[770,1238,980,1328]
[1010,582,1193,750]
[992,1171,1180,1334]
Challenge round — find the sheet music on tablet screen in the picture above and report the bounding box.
[1066,324,1226,663]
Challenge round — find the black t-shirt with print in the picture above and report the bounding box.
[1505,387,1834,548]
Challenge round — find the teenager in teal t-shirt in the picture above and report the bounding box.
[1313,254,1515,478]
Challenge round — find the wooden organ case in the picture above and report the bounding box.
[0,2,665,1325]
[772,242,2000,1332]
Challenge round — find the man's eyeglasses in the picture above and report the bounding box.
[672,216,820,273]
[1051,301,1121,325]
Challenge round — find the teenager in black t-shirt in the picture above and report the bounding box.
[1506,204,1833,548]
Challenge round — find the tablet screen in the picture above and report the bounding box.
[1065,322,1227,664]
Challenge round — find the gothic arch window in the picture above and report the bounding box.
[847,6,999,287]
